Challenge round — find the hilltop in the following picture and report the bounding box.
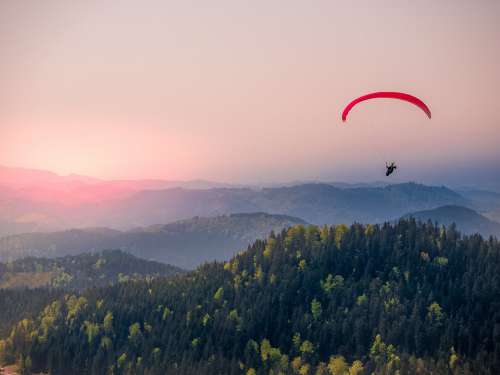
[0,213,306,269]
[0,249,183,290]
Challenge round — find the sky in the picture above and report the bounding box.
[1,0,499,186]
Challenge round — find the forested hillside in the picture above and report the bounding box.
[0,288,63,338]
[1,220,499,374]
[0,250,183,290]
[0,213,305,269]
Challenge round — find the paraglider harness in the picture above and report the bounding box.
[385,162,397,176]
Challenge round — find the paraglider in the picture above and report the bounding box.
[341,92,431,122]
[385,162,397,176]
[341,91,431,177]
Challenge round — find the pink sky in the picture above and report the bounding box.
[1,0,499,184]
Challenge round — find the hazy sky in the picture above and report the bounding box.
[1,0,499,185]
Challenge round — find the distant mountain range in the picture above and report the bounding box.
[85,182,466,229]
[0,213,305,269]
[457,189,500,209]
[456,188,500,223]
[0,165,475,234]
[0,165,244,196]
[0,249,183,290]
[0,165,249,235]
[402,205,500,238]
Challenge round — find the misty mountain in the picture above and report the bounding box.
[0,164,246,207]
[485,210,500,223]
[0,165,252,234]
[402,205,500,237]
[457,188,500,210]
[0,249,183,290]
[0,220,40,238]
[263,180,389,189]
[457,188,500,223]
[91,182,467,228]
[1,164,470,233]
[0,213,306,269]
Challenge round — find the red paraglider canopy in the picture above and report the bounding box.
[342,92,431,122]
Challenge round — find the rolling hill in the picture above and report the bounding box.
[457,188,500,223]
[403,205,500,237]
[1,165,470,233]
[77,182,467,229]
[0,249,183,290]
[0,213,306,269]
[457,189,500,210]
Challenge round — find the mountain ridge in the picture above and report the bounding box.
[402,204,500,237]
[0,213,306,268]
[0,165,475,235]
[0,249,183,290]
[93,182,467,228]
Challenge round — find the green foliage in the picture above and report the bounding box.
[162,306,172,320]
[321,274,344,294]
[449,347,459,371]
[263,238,276,258]
[328,355,348,375]
[349,360,364,375]
[334,224,349,247]
[300,340,314,354]
[434,256,449,266]
[100,336,112,351]
[427,302,445,324]
[1,221,499,374]
[213,287,224,301]
[103,311,113,333]
[93,257,106,270]
[293,333,301,349]
[202,313,210,326]
[298,259,307,271]
[311,299,322,320]
[83,321,100,344]
[66,295,87,321]
[254,265,264,282]
[117,353,127,369]
[128,322,142,345]
[370,334,400,373]
[260,339,272,361]
[228,309,242,329]
[0,249,182,291]
[356,294,367,306]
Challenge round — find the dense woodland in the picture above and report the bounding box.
[0,288,63,338]
[1,220,500,374]
[0,250,183,290]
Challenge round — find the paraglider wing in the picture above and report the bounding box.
[342,92,431,121]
